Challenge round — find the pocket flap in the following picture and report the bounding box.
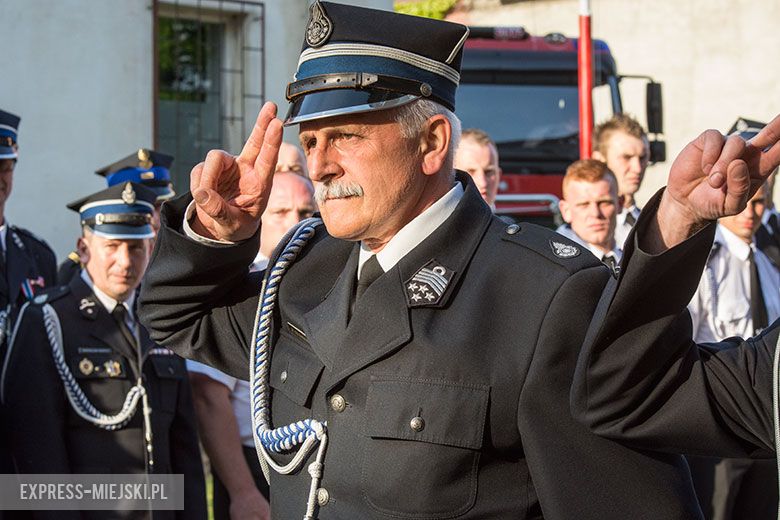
[270,330,324,407]
[150,355,185,379]
[365,377,489,450]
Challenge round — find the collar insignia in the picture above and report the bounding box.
[306,1,333,48]
[550,240,580,258]
[405,260,455,308]
[121,182,136,205]
[79,297,97,318]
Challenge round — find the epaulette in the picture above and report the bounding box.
[10,225,54,252]
[500,222,601,273]
[67,251,80,264]
[30,285,70,305]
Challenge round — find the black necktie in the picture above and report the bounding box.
[601,254,618,273]
[749,249,769,334]
[355,255,384,302]
[625,210,637,227]
[111,304,138,349]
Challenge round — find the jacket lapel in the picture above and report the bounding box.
[6,231,33,304]
[303,244,360,369]
[70,277,140,367]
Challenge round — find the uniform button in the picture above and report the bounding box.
[410,416,425,432]
[506,224,520,235]
[280,370,288,383]
[316,487,330,506]
[330,394,347,413]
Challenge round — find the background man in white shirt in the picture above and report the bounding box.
[558,159,622,272]
[592,114,650,246]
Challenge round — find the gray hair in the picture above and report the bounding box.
[392,99,461,173]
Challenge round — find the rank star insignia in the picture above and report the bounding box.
[305,1,333,48]
[404,260,455,308]
[121,182,136,204]
[550,241,580,258]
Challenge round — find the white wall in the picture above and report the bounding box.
[2,0,153,258]
[450,0,780,205]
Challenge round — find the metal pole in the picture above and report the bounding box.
[578,0,593,159]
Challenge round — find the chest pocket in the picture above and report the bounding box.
[148,354,185,413]
[361,376,490,518]
[269,330,324,409]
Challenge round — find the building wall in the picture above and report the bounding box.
[0,0,390,259]
[449,0,780,206]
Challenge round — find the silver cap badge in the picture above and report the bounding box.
[121,183,136,205]
[306,1,333,48]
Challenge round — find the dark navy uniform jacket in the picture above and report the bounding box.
[1,275,206,520]
[139,175,702,519]
[0,225,56,477]
[572,190,780,461]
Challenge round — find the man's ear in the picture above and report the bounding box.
[76,236,90,265]
[419,115,451,176]
[559,200,572,223]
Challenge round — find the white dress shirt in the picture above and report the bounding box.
[614,205,641,248]
[688,225,780,343]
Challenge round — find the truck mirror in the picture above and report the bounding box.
[646,82,663,134]
[650,140,666,164]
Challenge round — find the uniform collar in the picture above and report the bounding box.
[79,269,136,319]
[358,180,464,278]
[585,242,622,262]
[715,224,752,262]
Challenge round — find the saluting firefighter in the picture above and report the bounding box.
[0,108,57,480]
[57,149,176,285]
[0,182,205,520]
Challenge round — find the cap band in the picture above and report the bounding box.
[82,213,152,227]
[299,43,460,85]
[287,72,433,101]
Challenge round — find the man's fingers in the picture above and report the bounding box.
[238,102,278,165]
[190,162,204,193]
[749,113,780,151]
[722,159,750,215]
[699,130,726,181]
[254,118,284,181]
[757,139,780,177]
[708,133,744,189]
[193,187,229,222]
[199,150,236,192]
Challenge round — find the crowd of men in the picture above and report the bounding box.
[1,2,780,520]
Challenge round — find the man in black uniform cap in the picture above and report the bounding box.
[1,182,206,520]
[0,108,57,483]
[137,2,780,518]
[57,149,176,285]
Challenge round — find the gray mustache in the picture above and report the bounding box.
[314,181,364,204]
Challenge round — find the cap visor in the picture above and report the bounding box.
[284,89,419,126]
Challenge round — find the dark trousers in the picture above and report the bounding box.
[688,456,778,520]
[212,445,270,520]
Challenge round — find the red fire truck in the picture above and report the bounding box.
[456,27,665,225]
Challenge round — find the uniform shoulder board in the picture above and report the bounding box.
[11,225,55,252]
[31,285,70,305]
[500,222,601,272]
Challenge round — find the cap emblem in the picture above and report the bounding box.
[137,149,152,169]
[140,171,155,180]
[306,1,333,48]
[121,183,136,205]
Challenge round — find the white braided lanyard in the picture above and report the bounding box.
[249,217,328,520]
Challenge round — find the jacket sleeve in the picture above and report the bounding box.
[170,361,207,520]
[571,190,776,458]
[518,263,701,519]
[2,304,83,520]
[138,193,263,381]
